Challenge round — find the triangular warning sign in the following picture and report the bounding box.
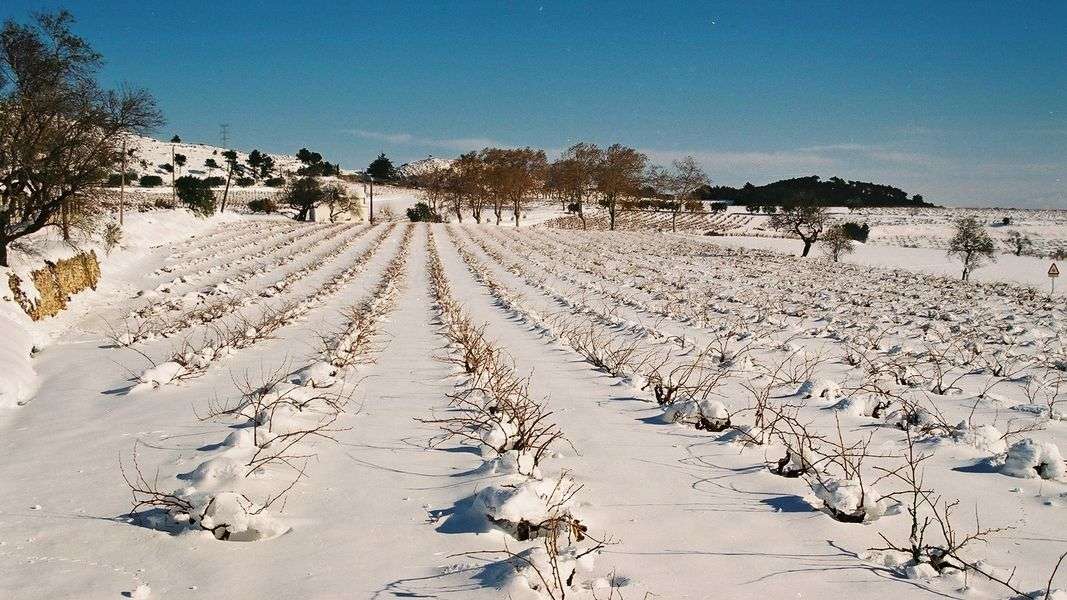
[1050,263,1060,277]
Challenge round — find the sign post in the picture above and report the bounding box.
[1050,262,1060,296]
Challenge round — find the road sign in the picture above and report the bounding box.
[1050,263,1060,278]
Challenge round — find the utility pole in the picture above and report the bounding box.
[368,176,375,224]
[119,136,127,225]
[170,141,176,206]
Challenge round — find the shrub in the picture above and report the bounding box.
[102,221,122,254]
[107,172,137,186]
[264,177,286,188]
[248,198,278,213]
[406,202,442,222]
[175,176,216,216]
[822,224,856,262]
[840,221,870,243]
[139,175,163,188]
[236,177,255,187]
[203,176,226,187]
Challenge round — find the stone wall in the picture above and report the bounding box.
[8,251,102,320]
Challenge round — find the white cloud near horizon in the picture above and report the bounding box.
[349,129,503,152]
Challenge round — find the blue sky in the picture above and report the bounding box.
[3,1,1065,207]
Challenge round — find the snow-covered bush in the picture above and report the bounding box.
[1001,438,1066,481]
[809,477,891,523]
[660,398,730,431]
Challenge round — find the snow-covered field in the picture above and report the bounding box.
[1,212,1066,600]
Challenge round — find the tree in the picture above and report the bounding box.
[173,153,187,176]
[594,144,647,231]
[416,167,450,213]
[174,176,215,216]
[1005,230,1033,256]
[0,10,162,265]
[481,147,547,226]
[769,206,830,257]
[661,156,709,232]
[367,153,395,180]
[282,177,323,221]
[321,182,351,222]
[246,149,264,181]
[296,147,338,176]
[821,224,855,262]
[219,149,241,213]
[948,217,997,281]
[452,152,487,223]
[258,154,274,180]
[555,142,602,229]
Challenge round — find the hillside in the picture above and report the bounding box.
[121,135,304,182]
[396,155,454,178]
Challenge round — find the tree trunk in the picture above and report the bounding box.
[0,237,7,268]
[221,166,234,213]
[61,199,71,241]
[801,239,813,257]
[514,200,520,227]
[609,201,616,231]
[171,145,176,206]
[672,210,678,233]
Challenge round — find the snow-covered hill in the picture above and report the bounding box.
[396,155,453,178]
[123,135,303,181]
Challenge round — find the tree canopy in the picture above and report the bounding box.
[700,175,930,208]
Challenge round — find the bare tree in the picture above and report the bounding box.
[769,206,830,257]
[482,147,547,227]
[948,216,997,281]
[594,144,647,231]
[663,156,709,233]
[416,166,450,213]
[453,151,487,223]
[821,223,855,262]
[0,10,162,265]
[556,142,602,230]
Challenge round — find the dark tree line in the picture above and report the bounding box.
[700,175,929,208]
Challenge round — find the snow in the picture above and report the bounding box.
[2,203,1066,599]
[809,477,892,522]
[1002,438,1067,481]
[123,134,303,182]
[0,303,38,408]
[396,155,454,178]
